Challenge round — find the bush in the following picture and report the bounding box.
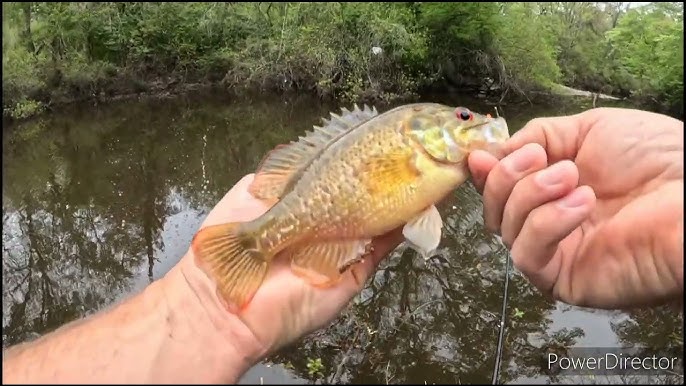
[2,2,683,120]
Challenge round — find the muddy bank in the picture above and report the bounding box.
[552,84,622,100]
[2,73,637,127]
[2,74,218,125]
[2,73,400,125]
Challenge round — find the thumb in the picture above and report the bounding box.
[505,113,591,165]
[510,186,596,295]
[468,150,499,193]
[346,226,405,294]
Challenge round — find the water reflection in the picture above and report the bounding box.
[2,92,335,347]
[2,91,682,384]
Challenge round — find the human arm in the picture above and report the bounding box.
[2,174,404,383]
[1,258,259,384]
[468,107,684,310]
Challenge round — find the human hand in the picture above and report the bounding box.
[468,107,683,310]
[177,173,404,364]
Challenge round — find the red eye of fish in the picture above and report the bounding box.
[455,107,473,121]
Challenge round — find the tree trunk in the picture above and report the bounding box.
[21,2,35,54]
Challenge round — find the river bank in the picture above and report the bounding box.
[1,72,638,128]
[4,3,681,124]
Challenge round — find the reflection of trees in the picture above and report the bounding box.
[608,307,684,384]
[544,305,684,386]
[2,191,142,347]
[2,110,173,347]
[0,91,354,350]
[612,307,683,350]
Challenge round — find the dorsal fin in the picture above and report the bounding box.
[248,104,379,200]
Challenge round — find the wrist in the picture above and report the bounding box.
[161,251,268,382]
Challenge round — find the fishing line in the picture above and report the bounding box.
[491,104,509,385]
[491,246,511,385]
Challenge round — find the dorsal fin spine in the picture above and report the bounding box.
[247,105,379,200]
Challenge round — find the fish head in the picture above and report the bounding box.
[405,105,510,164]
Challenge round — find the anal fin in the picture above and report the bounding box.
[288,239,372,287]
[403,205,443,260]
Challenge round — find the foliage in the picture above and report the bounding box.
[492,3,562,93]
[224,2,431,102]
[607,2,684,114]
[306,357,325,378]
[2,2,683,121]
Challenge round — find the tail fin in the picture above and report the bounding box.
[191,222,269,313]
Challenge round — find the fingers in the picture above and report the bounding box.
[505,113,591,164]
[231,173,257,193]
[482,143,549,232]
[368,226,405,266]
[500,160,579,248]
[203,174,273,227]
[510,185,596,293]
[218,173,258,204]
[470,112,588,193]
[348,226,404,291]
[468,150,499,193]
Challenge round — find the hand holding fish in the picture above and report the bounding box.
[468,107,684,310]
[1,171,407,385]
[186,172,405,354]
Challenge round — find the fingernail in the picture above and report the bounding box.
[560,189,587,208]
[536,163,564,186]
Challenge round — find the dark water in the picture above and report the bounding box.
[2,90,683,384]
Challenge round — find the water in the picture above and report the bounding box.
[2,90,683,384]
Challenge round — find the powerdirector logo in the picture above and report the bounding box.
[542,346,684,376]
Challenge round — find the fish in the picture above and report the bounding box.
[191,103,510,312]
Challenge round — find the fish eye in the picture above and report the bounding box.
[455,107,473,121]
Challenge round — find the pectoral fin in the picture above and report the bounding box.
[288,239,372,287]
[360,149,421,196]
[403,205,443,260]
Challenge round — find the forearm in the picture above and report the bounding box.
[2,253,266,384]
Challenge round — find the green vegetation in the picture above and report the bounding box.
[2,2,683,121]
[306,357,325,378]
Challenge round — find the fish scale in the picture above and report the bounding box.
[272,113,414,240]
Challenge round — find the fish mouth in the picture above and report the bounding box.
[471,117,510,159]
[440,116,510,163]
[483,117,510,143]
[444,115,509,146]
